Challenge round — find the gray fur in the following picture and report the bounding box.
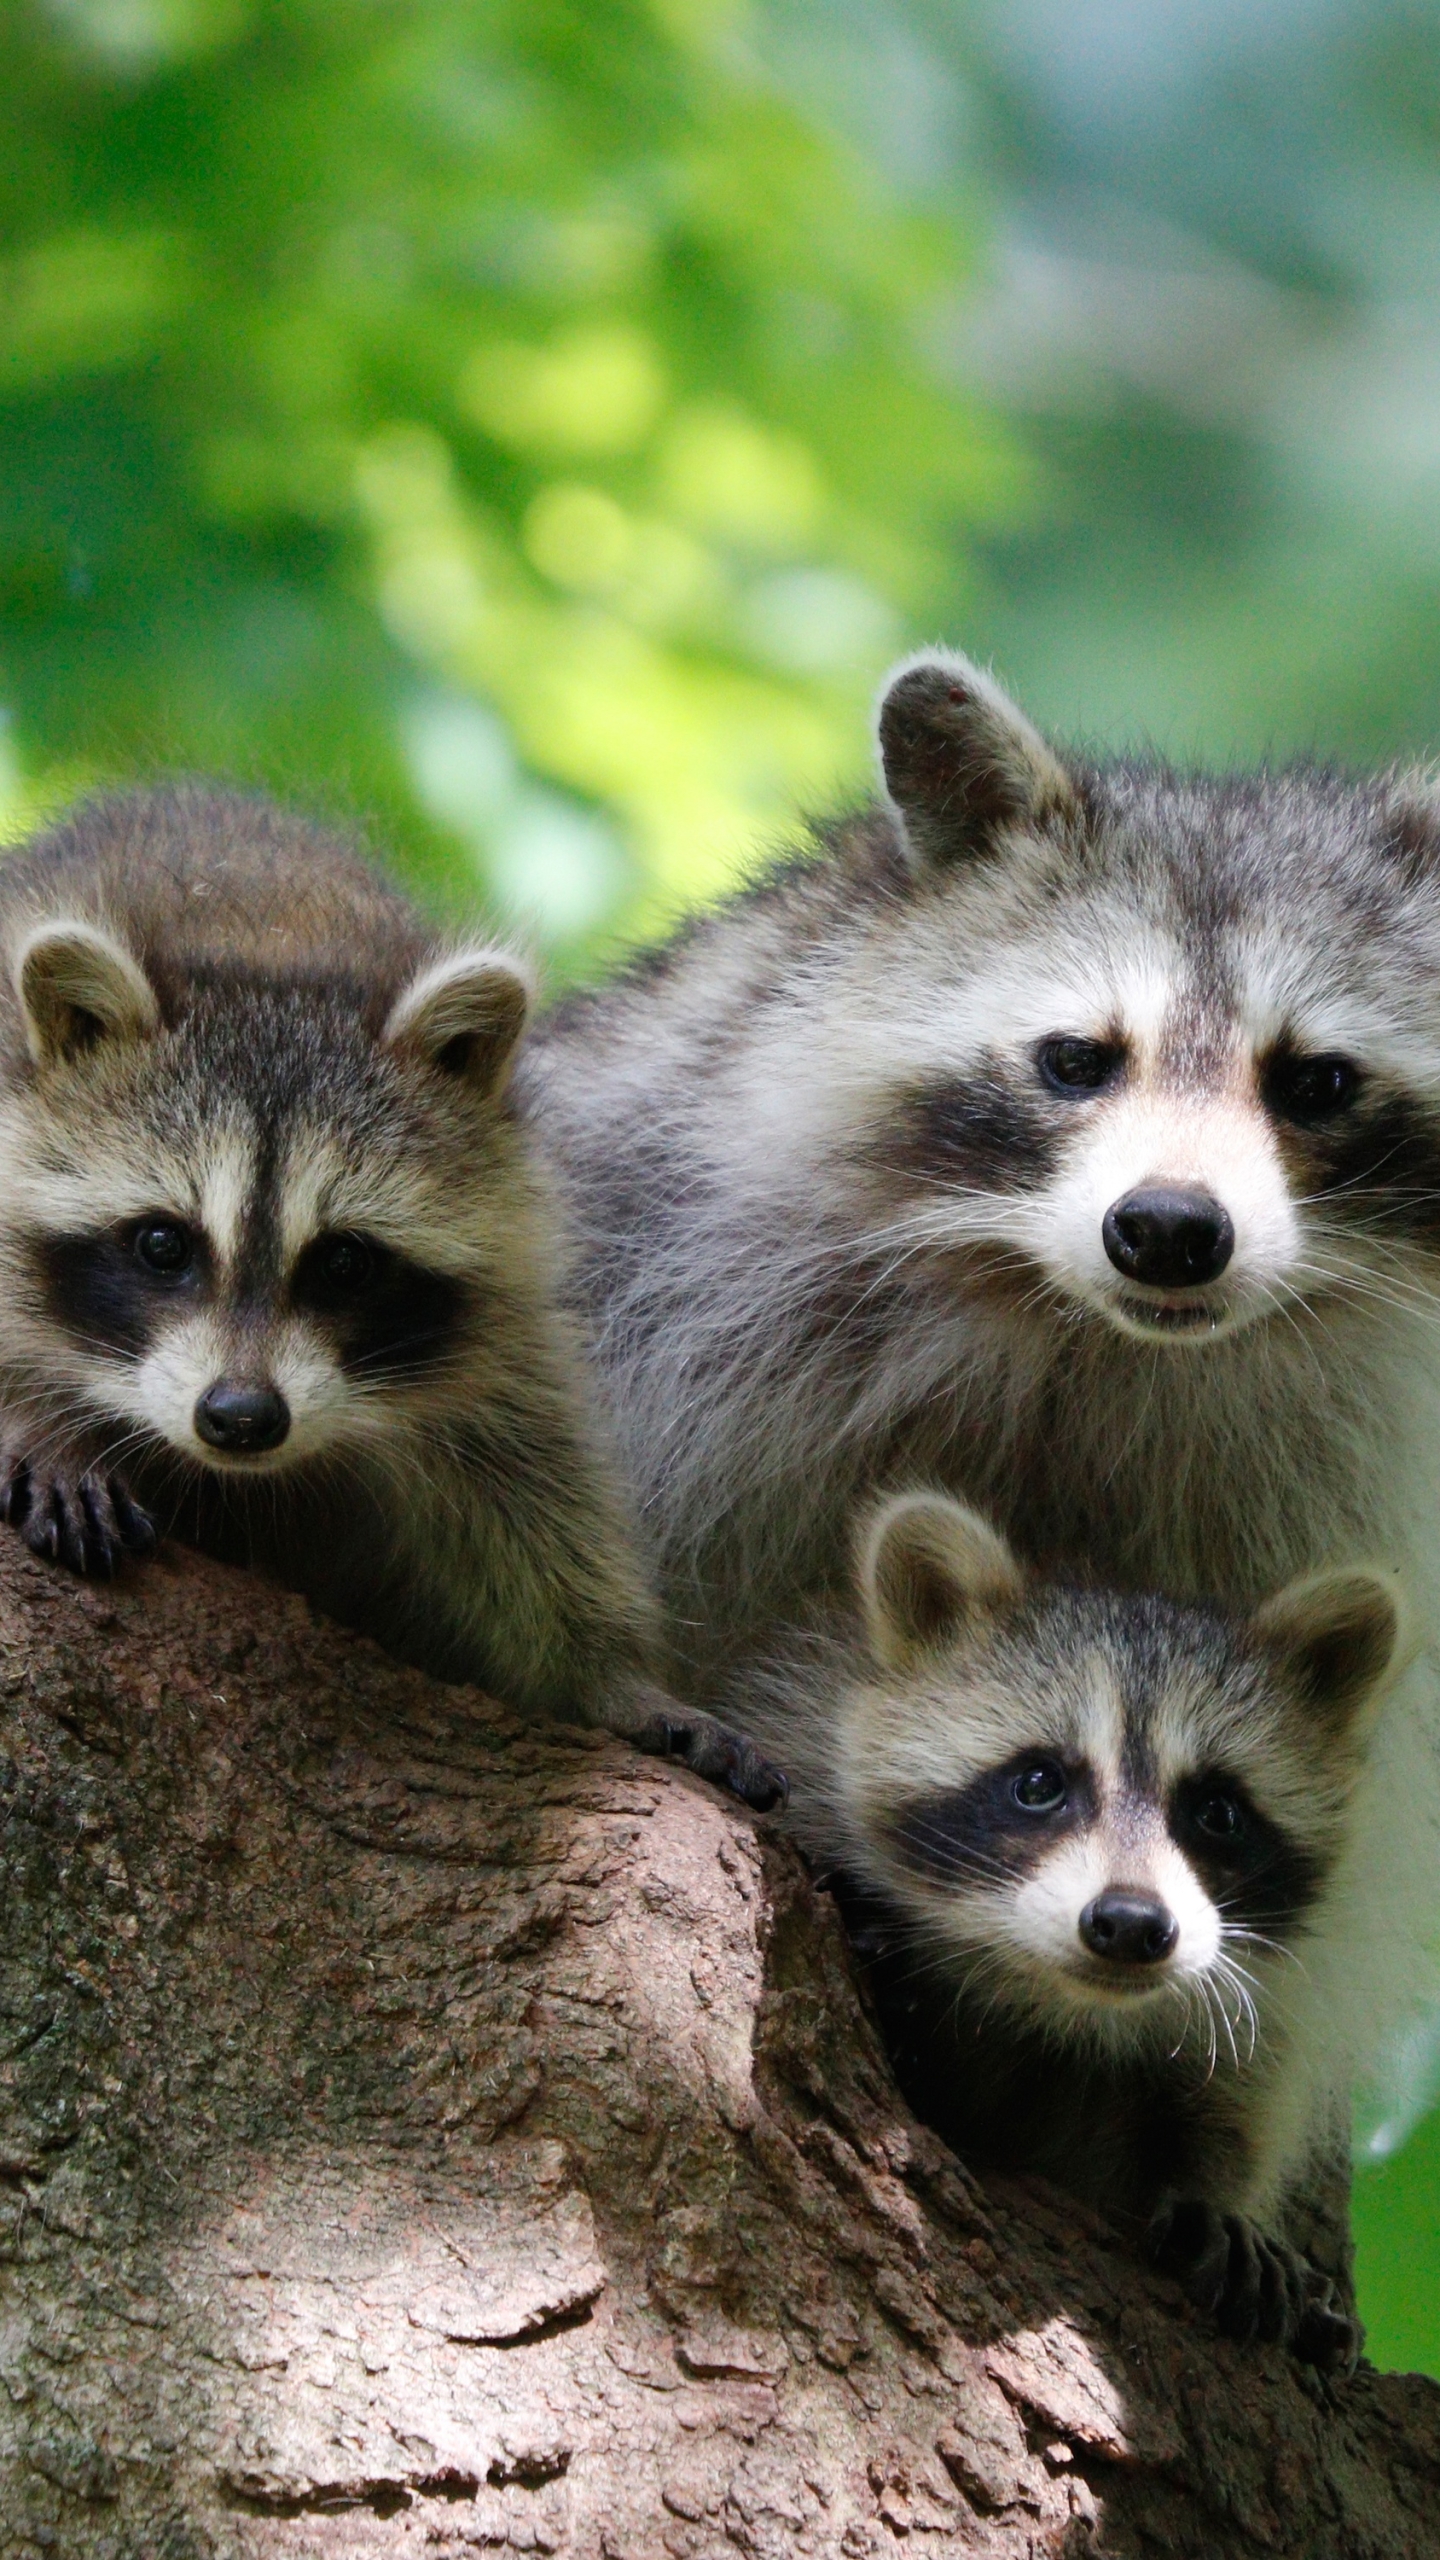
[523,651,1440,2112]
[729,1491,1403,2367]
[0,783,785,1803]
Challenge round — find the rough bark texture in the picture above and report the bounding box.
[0,1540,1437,2559]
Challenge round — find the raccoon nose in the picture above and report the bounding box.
[1101,1186,1234,1290]
[1080,1889,1178,1967]
[194,1381,291,1455]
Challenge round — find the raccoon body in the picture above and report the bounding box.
[0,782,782,1800]
[732,1488,1407,2366]
[524,650,1440,2076]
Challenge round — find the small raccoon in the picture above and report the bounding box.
[524,649,1440,2102]
[0,783,780,1801]
[732,1490,1407,2367]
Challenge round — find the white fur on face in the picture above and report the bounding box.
[126,1314,354,1471]
[1027,1085,1300,1345]
[733,878,1440,1351]
[848,1646,1280,2056]
[4,1101,482,1476]
[918,1811,1226,2047]
[1002,1830,1221,2007]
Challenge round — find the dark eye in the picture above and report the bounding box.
[133,1220,194,1278]
[1011,1758,1069,1815]
[1193,1790,1245,1843]
[315,1234,375,1293]
[1036,1036,1124,1095]
[1263,1052,1362,1126]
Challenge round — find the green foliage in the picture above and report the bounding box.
[1355,2103,1440,2376]
[0,0,1023,950]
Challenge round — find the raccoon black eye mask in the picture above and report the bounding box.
[720,1486,1407,2370]
[895,1756,1322,1939]
[0,783,784,1811]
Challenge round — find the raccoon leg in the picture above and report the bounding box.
[373,1426,790,1811]
[620,1687,789,1814]
[0,1449,156,1579]
[1148,2197,1360,2372]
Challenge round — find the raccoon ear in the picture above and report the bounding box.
[1382,777,1440,880]
[385,948,534,1096]
[14,918,160,1067]
[876,650,1078,869]
[861,1491,1025,1671]
[1252,1566,1410,1740]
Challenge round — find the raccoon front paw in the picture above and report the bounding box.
[0,1456,157,1580]
[634,1709,789,1814]
[1148,2197,1357,2371]
[1292,2284,1364,2378]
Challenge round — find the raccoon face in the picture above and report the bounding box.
[840,1493,1402,2049]
[2,922,533,1474]
[867,652,1440,1347]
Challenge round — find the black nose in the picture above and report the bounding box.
[194,1381,291,1455]
[1079,1889,1178,1966]
[1101,1186,1234,1290]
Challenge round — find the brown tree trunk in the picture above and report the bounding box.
[0,1539,1436,2559]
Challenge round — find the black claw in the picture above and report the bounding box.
[633,1711,789,1812]
[33,1488,62,1563]
[1151,2195,1359,2369]
[111,1481,157,1556]
[1217,2218,1263,2342]
[0,1457,156,1578]
[56,1491,89,1576]
[693,1728,789,1812]
[78,1480,119,1579]
[728,1749,790,1814]
[1299,2306,1362,2375]
[1151,2197,1231,2317]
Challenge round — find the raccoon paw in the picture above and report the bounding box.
[1293,2281,1364,2378]
[0,1457,157,1580]
[1148,2198,1355,2369]
[634,1709,789,1814]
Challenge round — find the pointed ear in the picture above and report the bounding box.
[1382,774,1440,883]
[860,1491,1025,1672]
[384,947,534,1097]
[876,649,1078,869]
[1252,1566,1409,1742]
[15,918,160,1067]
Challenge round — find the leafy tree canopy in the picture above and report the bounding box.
[1,0,1024,950]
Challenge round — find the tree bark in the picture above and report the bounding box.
[0,1541,1436,2559]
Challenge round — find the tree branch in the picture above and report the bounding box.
[0,1540,1435,2557]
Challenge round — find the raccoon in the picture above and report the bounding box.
[523,649,1440,2103]
[0,782,781,1803]
[732,1488,1407,2367]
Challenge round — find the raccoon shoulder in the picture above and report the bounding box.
[527,808,908,1090]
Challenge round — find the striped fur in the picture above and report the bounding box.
[0,785,666,1739]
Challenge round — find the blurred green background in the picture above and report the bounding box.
[4,0,1439,2369]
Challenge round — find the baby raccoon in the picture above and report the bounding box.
[733,1491,1407,2368]
[525,647,1440,2123]
[0,782,780,1801]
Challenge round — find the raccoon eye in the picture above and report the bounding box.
[1011,1758,1069,1814]
[1192,1790,1246,1843]
[1036,1036,1124,1095]
[133,1219,194,1278]
[313,1234,375,1294]
[1263,1051,1362,1125]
